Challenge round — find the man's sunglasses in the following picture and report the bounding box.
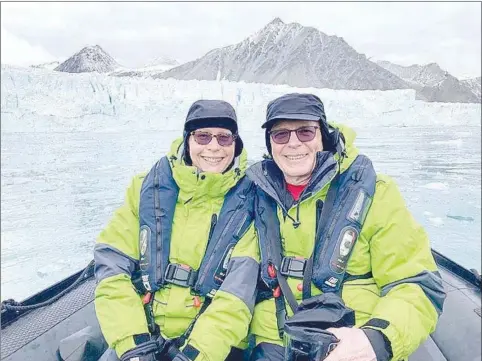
[191,131,237,147]
[269,126,319,144]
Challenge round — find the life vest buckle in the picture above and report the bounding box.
[165,263,198,288]
[280,257,306,279]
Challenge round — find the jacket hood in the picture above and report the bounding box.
[329,122,359,174]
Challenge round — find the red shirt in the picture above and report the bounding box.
[286,183,307,201]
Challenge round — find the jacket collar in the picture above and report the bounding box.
[247,151,338,211]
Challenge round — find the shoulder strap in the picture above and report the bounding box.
[311,155,377,294]
[138,157,179,293]
[255,186,283,292]
[302,173,341,299]
[275,267,299,314]
[193,176,255,297]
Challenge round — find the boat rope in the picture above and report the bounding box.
[1,260,95,313]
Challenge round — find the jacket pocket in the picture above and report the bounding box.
[154,286,201,338]
[153,287,169,318]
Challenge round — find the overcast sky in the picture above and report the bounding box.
[1,2,481,79]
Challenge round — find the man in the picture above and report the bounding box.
[95,100,259,361]
[246,93,445,361]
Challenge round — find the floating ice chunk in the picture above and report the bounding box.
[446,214,475,222]
[424,211,433,217]
[36,270,48,278]
[36,262,65,279]
[422,182,449,191]
[428,217,445,227]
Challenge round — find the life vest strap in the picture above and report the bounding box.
[280,257,307,279]
[173,297,213,350]
[164,263,198,288]
[275,295,287,339]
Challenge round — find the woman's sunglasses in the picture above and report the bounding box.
[191,131,237,147]
[269,126,319,144]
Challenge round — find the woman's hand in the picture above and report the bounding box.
[323,327,377,361]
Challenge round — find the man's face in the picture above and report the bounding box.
[270,120,323,185]
[189,127,236,173]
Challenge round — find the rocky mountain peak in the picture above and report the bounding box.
[55,45,119,73]
[153,18,407,91]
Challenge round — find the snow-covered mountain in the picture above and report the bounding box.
[461,77,481,100]
[143,56,179,70]
[112,55,179,77]
[377,61,447,87]
[378,60,480,103]
[30,61,61,70]
[417,74,480,103]
[153,18,408,91]
[54,45,120,73]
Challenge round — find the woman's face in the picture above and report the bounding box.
[189,127,236,173]
[270,120,323,185]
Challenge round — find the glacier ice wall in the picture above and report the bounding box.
[2,65,480,134]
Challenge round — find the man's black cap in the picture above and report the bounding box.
[262,93,327,130]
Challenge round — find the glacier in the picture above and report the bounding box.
[1,65,481,301]
[2,65,480,134]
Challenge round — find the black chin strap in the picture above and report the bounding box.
[328,128,347,160]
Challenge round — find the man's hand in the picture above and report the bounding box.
[121,353,158,361]
[119,341,159,361]
[120,337,167,361]
[323,327,377,361]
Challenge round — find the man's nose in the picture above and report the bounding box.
[287,131,302,147]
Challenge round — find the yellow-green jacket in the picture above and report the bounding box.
[94,139,260,360]
[246,124,445,361]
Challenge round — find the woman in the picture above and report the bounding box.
[94,100,259,361]
[246,93,445,361]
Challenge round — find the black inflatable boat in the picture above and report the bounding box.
[1,250,481,361]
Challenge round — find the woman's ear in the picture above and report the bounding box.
[183,133,193,166]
